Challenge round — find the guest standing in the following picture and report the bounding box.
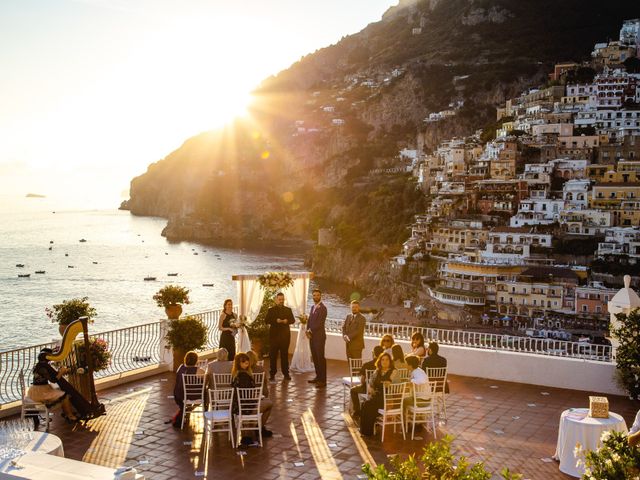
[359,352,399,436]
[307,289,327,387]
[218,299,237,361]
[265,292,295,382]
[342,300,366,360]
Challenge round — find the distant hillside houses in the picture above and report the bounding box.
[395,18,640,335]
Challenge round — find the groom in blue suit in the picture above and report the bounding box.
[307,288,327,388]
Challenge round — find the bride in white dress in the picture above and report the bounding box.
[290,319,315,373]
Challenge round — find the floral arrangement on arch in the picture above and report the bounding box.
[258,271,294,290]
[75,337,112,372]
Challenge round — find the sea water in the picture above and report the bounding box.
[0,195,349,350]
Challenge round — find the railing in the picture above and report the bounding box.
[0,309,223,408]
[1,310,613,408]
[325,319,613,363]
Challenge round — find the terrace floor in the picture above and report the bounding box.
[29,359,639,480]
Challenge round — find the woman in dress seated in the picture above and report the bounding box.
[171,351,204,427]
[28,348,79,422]
[410,332,426,358]
[391,344,408,371]
[379,334,394,354]
[232,352,272,441]
[359,352,399,436]
[218,299,237,361]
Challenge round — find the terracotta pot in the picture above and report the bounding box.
[172,348,187,372]
[165,304,182,320]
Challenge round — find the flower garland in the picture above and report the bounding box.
[258,271,294,290]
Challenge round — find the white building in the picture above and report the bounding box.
[510,195,564,227]
[562,179,591,209]
[560,209,613,235]
[597,227,640,261]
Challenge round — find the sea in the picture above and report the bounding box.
[0,195,350,351]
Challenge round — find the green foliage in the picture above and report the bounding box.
[165,315,208,352]
[153,285,191,308]
[75,337,112,372]
[362,435,522,480]
[611,309,640,399]
[580,430,640,479]
[46,297,97,326]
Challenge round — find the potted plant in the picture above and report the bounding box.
[165,315,208,370]
[46,296,97,335]
[153,285,191,319]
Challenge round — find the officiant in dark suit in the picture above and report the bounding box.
[307,289,327,387]
[342,300,366,360]
[266,292,295,382]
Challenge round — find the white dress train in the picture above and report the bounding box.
[290,323,315,373]
[236,326,251,354]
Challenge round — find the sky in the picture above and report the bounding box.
[0,0,395,208]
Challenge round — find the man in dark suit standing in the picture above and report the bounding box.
[266,292,295,382]
[307,288,327,387]
[342,300,366,360]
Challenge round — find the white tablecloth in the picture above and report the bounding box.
[0,453,144,480]
[554,408,628,478]
[24,432,64,457]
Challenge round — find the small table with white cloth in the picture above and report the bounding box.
[0,452,145,480]
[554,407,628,478]
[23,432,64,458]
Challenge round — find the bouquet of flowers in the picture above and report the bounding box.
[75,337,112,372]
[230,315,248,334]
[297,314,308,325]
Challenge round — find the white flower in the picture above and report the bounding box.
[610,453,620,463]
[584,468,591,476]
[605,459,613,468]
[574,442,583,458]
[600,430,611,442]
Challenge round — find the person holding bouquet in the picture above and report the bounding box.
[218,299,237,361]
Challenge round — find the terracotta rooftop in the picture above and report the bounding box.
[17,359,639,480]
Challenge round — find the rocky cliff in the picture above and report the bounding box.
[124,0,638,295]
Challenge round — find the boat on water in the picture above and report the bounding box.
[79,238,87,243]
[65,253,69,257]
[48,247,52,250]
[35,270,45,274]
[16,264,24,268]
[193,252,198,255]
[202,283,214,287]
[49,241,54,244]
[92,261,98,264]
[18,274,30,278]
[68,265,74,268]
[167,273,178,277]
[144,276,156,281]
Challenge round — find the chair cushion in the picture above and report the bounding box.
[341,376,361,386]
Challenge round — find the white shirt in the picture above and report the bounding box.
[410,367,429,385]
[630,409,640,435]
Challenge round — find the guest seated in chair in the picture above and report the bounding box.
[410,332,426,358]
[28,348,79,423]
[232,352,273,440]
[171,351,204,428]
[207,348,233,375]
[359,352,400,437]
[380,334,394,355]
[629,408,640,447]
[350,345,384,419]
[391,344,408,370]
[421,342,447,369]
[402,355,430,411]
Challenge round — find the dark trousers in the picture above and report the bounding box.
[310,335,326,382]
[173,399,184,426]
[360,395,383,436]
[350,384,365,415]
[269,336,290,377]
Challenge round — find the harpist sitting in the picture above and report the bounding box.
[28,348,79,422]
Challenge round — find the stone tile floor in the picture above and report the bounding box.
[27,359,639,480]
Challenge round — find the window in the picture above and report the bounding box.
[596,306,602,313]
[582,305,588,312]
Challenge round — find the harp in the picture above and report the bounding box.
[46,317,106,419]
